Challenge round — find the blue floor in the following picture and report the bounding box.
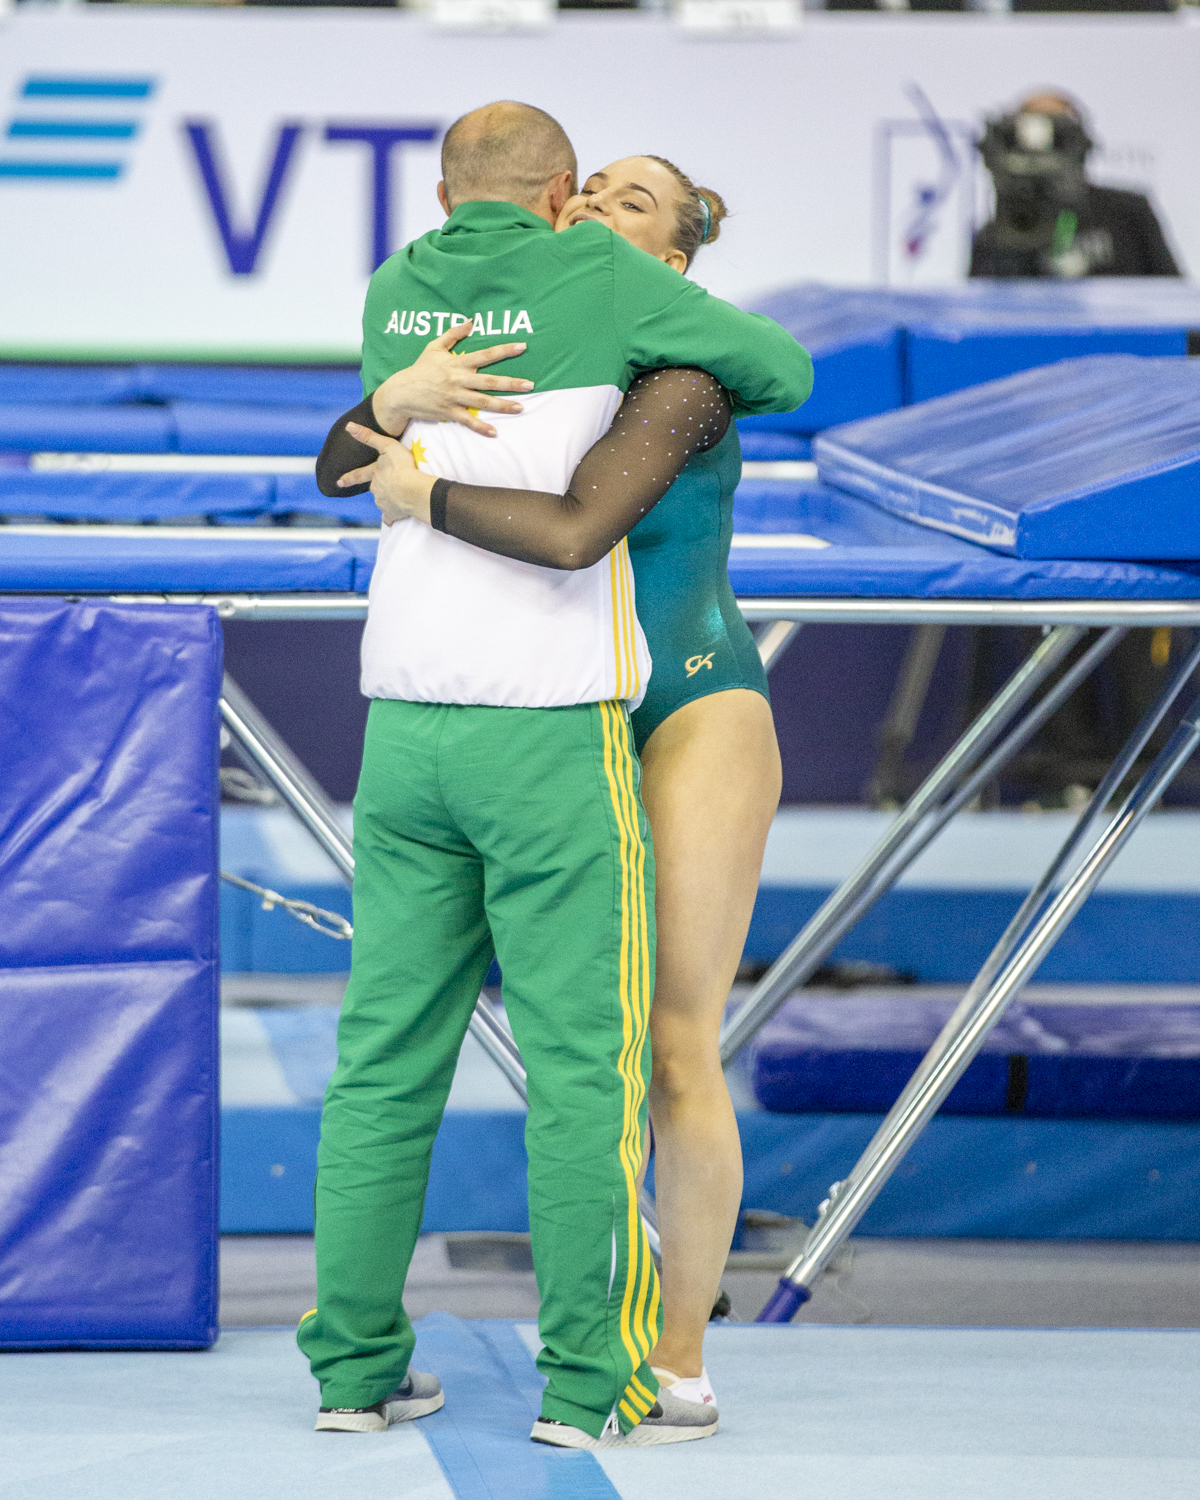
[3,1318,1197,1500]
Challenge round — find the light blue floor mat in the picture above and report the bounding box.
[2,1318,1197,1500]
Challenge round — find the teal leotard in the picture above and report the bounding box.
[627,421,768,754]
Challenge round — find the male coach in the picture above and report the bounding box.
[298,101,812,1449]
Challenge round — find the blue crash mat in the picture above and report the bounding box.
[814,356,1200,561]
[170,402,349,457]
[135,365,360,408]
[903,279,1200,402]
[0,365,142,405]
[0,403,175,453]
[738,429,813,461]
[0,601,220,1347]
[753,995,1200,1120]
[7,479,1200,600]
[906,317,1188,405]
[742,284,905,433]
[0,363,361,408]
[0,470,272,521]
[0,534,363,593]
[271,472,382,525]
[744,279,1200,417]
[727,479,1200,598]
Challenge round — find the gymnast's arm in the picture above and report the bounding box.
[314,324,534,497]
[339,368,731,570]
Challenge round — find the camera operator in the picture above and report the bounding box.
[970,91,1181,279]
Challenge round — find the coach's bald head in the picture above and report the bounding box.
[438,101,577,225]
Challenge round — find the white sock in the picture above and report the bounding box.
[650,1365,717,1409]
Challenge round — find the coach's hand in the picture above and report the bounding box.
[339,424,436,527]
[370,321,534,439]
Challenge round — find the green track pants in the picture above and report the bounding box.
[297,698,661,1438]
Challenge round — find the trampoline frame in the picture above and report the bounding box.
[16,583,1200,1313]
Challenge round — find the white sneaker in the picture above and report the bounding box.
[315,1367,444,1432]
[650,1365,718,1412]
[530,1387,718,1448]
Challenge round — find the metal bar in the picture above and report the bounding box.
[754,619,802,671]
[844,630,1200,1191]
[718,625,1087,1063]
[759,690,1200,1322]
[736,599,1200,628]
[220,673,355,882]
[9,590,1200,627]
[869,623,947,807]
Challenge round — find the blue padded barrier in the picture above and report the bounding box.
[734,1110,1200,1240]
[746,278,1200,417]
[134,365,360,408]
[7,485,1198,599]
[0,534,361,593]
[0,469,272,521]
[753,997,1200,1120]
[0,402,175,454]
[221,1103,1200,1239]
[0,365,142,405]
[271,472,382,525]
[815,356,1200,560]
[738,429,812,461]
[905,320,1188,404]
[744,285,906,433]
[170,402,348,457]
[727,479,1200,597]
[0,601,220,1347]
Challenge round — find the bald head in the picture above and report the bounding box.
[1019,91,1083,123]
[440,101,577,216]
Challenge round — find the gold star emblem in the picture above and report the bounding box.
[409,437,428,468]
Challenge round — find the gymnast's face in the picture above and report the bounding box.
[556,157,689,275]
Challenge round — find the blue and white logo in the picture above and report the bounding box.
[0,74,156,182]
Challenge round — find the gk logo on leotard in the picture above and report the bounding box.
[685,653,715,677]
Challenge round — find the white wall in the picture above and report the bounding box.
[1,8,1197,359]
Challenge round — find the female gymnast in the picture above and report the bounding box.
[319,156,804,1412]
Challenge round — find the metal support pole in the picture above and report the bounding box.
[755,620,802,672]
[218,675,665,1255]
[849,632,1200,1156]
[757,689,1200,1323]
[719,625,1113,1063]
[869,624,947,808]
[220,674,355,883]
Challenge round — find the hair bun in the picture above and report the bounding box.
[696,187,727,244]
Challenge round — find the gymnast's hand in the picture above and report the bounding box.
[338,424,436,528]
[369,322,534,439]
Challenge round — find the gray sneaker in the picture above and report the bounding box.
[530,1387,719,1449]
[315,1367,444,1432]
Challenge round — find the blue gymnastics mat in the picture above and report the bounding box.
[814,355,1200,560]
[746,278,1200,414]
[0,400,346,455]
[726,479,1200,599]
[7,483,1200,599]
[0,601,221,1349]
[220,1100,1200,1240]
[753,995,1200,1120]
[2,1319,1197,1500]
[0,362,361,407]
[743,284,905,433]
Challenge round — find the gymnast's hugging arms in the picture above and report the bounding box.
[324,366,731,566]
[314,320,534,496]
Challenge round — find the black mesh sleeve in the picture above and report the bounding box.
[430,368,730,569]
[314,394,391,497]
